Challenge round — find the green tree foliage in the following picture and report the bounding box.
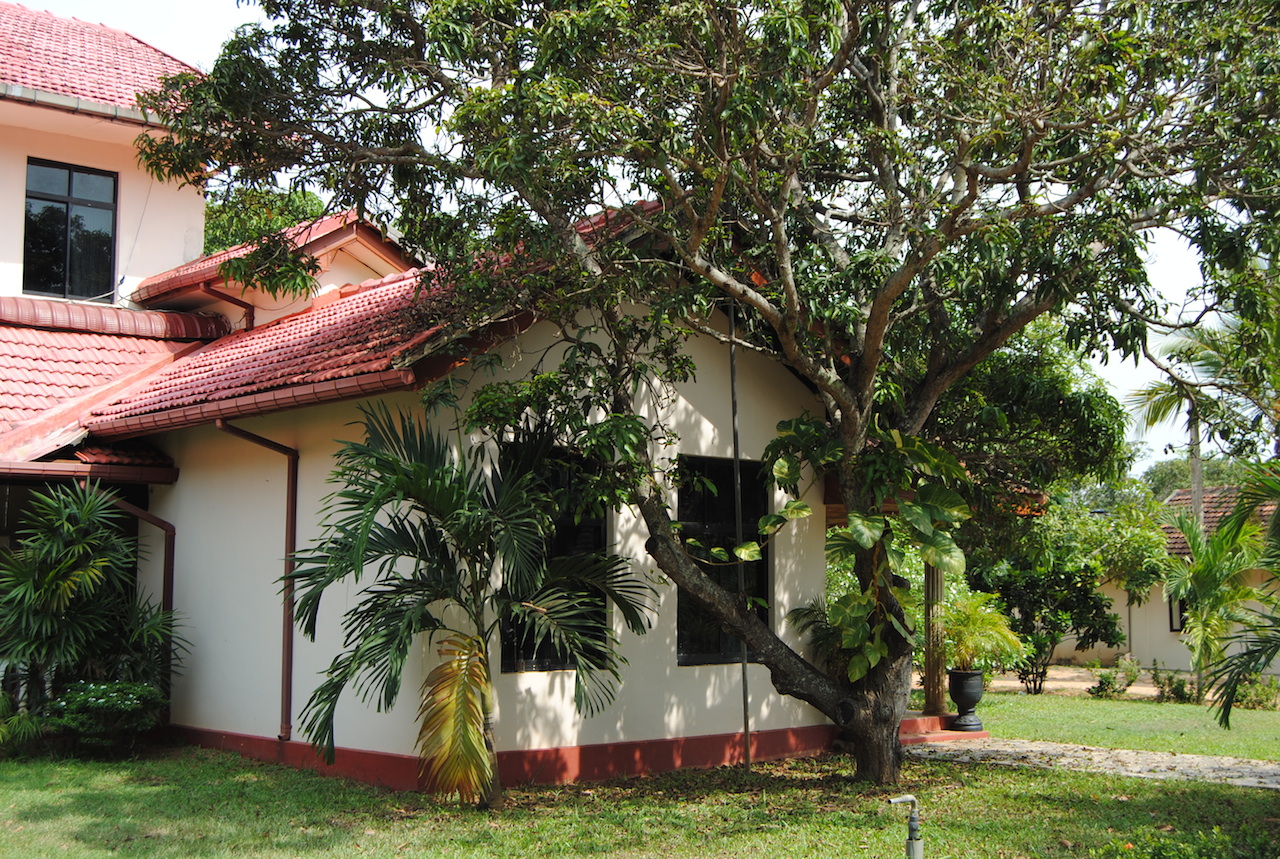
[138,0,1280,784]
[970,496,1167,693]
[1142,455,1256,502]
[290,405,654,807]
[203,186,325,254]
[0,484,180,742]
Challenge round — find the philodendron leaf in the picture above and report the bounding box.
[897,500,935,539]
[758,513,788,536]
[733,542,762,562]
[780,500,812,520]
[826,514,885,562]
[915,483,972,524]
[847,653,870,683]
[772,457,802,488]
[709,547,731,562]
[917,528,966,576]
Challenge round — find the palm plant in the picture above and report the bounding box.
[0,483,137,712]
[292,405,654,808]
[1211,463,1280,724]
[1163,511,1268,701]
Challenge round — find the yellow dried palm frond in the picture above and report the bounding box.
[416,634,493,802]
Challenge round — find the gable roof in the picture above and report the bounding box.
[1162,485,1279,556]
[0,2,195,123]
[0,295,228,461]
[132,211,416,307]
[87,270,457,439]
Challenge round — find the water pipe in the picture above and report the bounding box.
[889,795,924,859]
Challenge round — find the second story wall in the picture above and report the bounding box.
[0,101,204,304]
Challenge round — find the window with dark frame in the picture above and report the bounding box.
[23,159,117,301]
[1169,597,1187,633]
[676,455,770,666]
[500,462,609,674]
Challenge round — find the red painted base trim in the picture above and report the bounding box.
[174,723,837,791]
[174,726,427,792]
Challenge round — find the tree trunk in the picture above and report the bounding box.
[478,702,504,810]
[634,488,908,784]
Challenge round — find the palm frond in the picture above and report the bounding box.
[416,635,493,802]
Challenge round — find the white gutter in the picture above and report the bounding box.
[0,82,163,127]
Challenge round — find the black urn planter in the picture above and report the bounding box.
[947,669,986,732]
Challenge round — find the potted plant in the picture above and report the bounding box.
[942,592,1025,731]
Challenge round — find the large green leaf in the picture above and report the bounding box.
[917,528,967,576]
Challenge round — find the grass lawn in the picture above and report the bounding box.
[1,745,1278,858]
[975,689,1280,760]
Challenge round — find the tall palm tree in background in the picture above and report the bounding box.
[291,405,654,808]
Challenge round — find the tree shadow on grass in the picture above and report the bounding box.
[4,746,429,857]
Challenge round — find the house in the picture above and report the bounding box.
[1055,486,1277,675]
[0,5,836,790]
[80,265,834,789]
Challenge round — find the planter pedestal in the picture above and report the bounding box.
[947,669,985,732]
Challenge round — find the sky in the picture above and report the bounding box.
[32,0,1194,476]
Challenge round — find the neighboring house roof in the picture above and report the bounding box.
[1162,485,1278,556]
[0,295,227,461]
[0,1,195,123]
[132,211,417,307]
[88,270,461,439]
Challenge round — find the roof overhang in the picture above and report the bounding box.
[0,82,163,127]
[0,459,177,484]
[88,367,421,441]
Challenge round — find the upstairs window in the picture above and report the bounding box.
[23,160,117,301]
[676,456,770,665]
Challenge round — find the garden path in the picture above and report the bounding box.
[906,738,1280,790]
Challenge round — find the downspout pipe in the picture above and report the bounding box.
[215,419,299,742]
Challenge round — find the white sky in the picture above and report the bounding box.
[34,0,1194,476]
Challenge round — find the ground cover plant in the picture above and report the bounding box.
[0,745,1275,858]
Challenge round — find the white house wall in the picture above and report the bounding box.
[135,324,829,765]
[1052,577,1278,677]
[0,103,205,301]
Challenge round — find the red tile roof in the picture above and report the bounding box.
[0,2,195,112]
[1162,485,1279,556]
[0,296,223,460]
[74,440,172,467]
[88,270,449,438]
[132,211,387,305]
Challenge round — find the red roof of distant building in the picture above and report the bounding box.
[88,270,450,438]
[0,2,195,113]
[1162,485,1279,556]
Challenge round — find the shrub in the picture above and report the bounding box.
[43,681,166,750]
[1150,661,1204,704]
[1232,673,1279,711]
[1087,653,1142,699]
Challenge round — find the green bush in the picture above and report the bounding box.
[1150,661,1204,704]
[1233,673,1280,711]
[43,681,166,750]
[1087,653,1142,699]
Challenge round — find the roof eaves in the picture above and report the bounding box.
[0,459,177,484]
[87,366,420,441]
[0,82,164,127]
